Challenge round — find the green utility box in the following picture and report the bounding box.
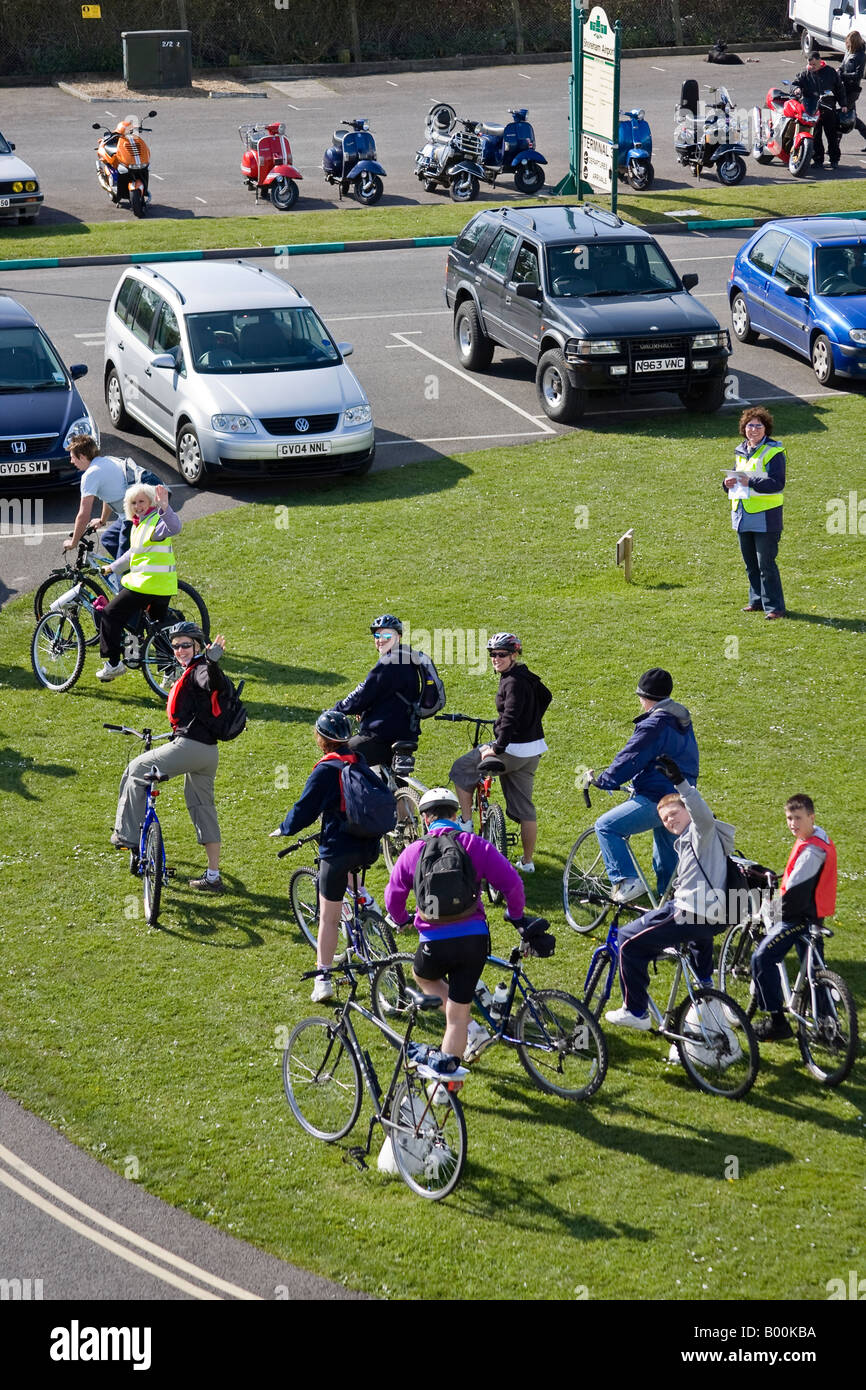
[122,31,192,89]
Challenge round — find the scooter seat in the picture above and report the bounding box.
[769,89,787,108]
[480,123,505,136]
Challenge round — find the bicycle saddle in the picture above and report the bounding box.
[143,767,169,784]
[478,756,505,775]
[391,740,418,755]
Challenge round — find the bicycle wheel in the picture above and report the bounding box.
[141,622,178,700]
[793,970,858,1087]
[481,802,507,905]
[583,951,615,1020]
[142,820,163,926]
[370,952,412,1023]
[388,1073,466,1199]
[34,573,107,647]
[515,989,608,1101]
[283,1017,362,1141]
[717,923,759,1021]
[289,867,319,949]
[563,828,613,933]
[174,581,211,639]
[382,789,422,872]
[357,908,397,964]
[31,611,85,692]
[673,988,759,1100]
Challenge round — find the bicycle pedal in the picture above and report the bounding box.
[164,866,176,878]
[343,1146,369,1172]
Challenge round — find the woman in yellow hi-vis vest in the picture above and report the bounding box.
[97,481,181,681]
[724,405,786,619]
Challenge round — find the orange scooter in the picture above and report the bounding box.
[92,111,157,217]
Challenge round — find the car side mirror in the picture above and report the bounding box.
[336,341,353,357]
[682,273,699,291]
[785,283,807,298]
[9,142,14,150]
[69,364,88,380]
[515,282,542,299]
[150,352,177,368]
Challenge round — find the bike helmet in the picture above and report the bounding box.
[168,621,206,648]
[418,787,461,818]
[486,632,522,654]
[315,709,352,743]
[370,614,403,635]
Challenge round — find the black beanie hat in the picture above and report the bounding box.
[636,668,674,699]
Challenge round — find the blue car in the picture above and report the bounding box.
[729,217,866,386]
[0,296,98,491]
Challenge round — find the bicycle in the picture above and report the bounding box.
[718,880,859,1087]
[283,957,468,1200]
[105,722,176,925]
[434,712,517,903]
[32,598,182,700]
[279,833,399,966]
[563,775,675,933]
[371,937,608,1102]
[376,740,429,872]
[34,523,209,648]
[579,922,759,1099]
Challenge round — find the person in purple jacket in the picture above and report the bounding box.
[385,787,527,1062]
[588,668,699,903]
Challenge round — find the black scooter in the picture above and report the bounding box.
[674,80,748,185]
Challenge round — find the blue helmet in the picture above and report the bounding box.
[315,709,351,742]
[370,614,402,635]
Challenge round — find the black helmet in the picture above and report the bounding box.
[487,632,522,654]
[168,620,206,648]
[636,668,673,700]
[370,614,402,635]
[315,709,352,742]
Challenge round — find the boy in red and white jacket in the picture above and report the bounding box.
[751,794,837,1040]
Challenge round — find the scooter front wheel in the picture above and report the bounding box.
[130,188,146,218]
[270,177,300,211]
[716,153,746,186]
[627,160,654,191]
[513,162,546,194]
[354,173,383,206]
[449,172,479,203]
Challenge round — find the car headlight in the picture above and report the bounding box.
[343,404,372,426]
[849,329,866,345]
[12,181,23,193]
[24,181,37,192]
[692,331,727,349]
[568,338,621,357]
[211,414,256,434]
[63,416,99,449]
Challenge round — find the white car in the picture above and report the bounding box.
[0,129,43,224]
[103,261,375,485]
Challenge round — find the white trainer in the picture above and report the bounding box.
[605,1005,652,1031]
[310,974,335,1003]
[458,819,473,833]
[95,660,128,682]
[463,1020,491,1061]
[515,858,535,875]
[611,877,645,903]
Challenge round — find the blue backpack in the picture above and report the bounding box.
[330,755,397,840]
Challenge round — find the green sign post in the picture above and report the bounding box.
[557,3,621,212]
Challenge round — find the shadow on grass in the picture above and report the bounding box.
[151,883,293,949]
[785,610,866,634]
[0,740,76,799]
[457,1163,640,1240]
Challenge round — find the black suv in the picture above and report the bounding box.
[445,204,730,423]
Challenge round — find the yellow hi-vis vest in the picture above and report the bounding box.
[121,509,178,595]
[732,440,784,514]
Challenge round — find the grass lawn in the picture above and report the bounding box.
[2,178,866,263]
[1,396,865,1299]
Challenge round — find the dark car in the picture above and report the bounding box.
[0,297,97,491]
[729,217,866,387]
[445,204,730,423]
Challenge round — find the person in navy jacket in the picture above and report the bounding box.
[588,668,699,902]
[335,614,425,768]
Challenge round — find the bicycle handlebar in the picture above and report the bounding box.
[277,832,321,858]
[434,713,496,724]
[103,723,172,743]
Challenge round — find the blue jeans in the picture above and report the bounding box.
[100,516,131,561]
[594,794,678,898]
[737,530,785,614]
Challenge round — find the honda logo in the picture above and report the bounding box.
[11,441,27,454]
[294,418,310,433]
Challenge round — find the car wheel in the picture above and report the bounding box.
[105,368,132,429]
[535,349,586,425]
[811,333,836,386]
[730,292,758,345]
[800,28,814,60]
[176,424,207,486]
[679,380,726,413]
[454,302,494,371]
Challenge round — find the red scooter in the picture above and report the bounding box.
[751,82,817,178]
[239,122,302,210]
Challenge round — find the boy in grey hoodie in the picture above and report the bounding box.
[606,756,735,1029]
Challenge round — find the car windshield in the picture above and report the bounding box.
[814,244,866,297]
[186,306,342,373]
[0,327,68,392]
[546,240,680,298]
[0,131,12,155]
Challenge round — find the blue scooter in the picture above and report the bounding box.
[617,108,654,190]
[475,107,548,193]
[322,118,386,205]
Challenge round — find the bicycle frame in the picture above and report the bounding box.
[586,923,714,1043]
[471,948,555,1051]
[280,834,388,967]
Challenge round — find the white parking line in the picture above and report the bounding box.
[780,58,796,64]
[151,172,165,180]
[390,332,556,433]
[327,310,448,323]
[386,80,398,87]
[519,73,532,80]
[195,196,208,204]
[676,254,739,261]
[380,431,551,446]
[0,529,74,541]
[651,65,666,72]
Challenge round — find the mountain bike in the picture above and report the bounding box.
[377,740,429,872]
[32,599,183,699]
[563,775,675,933]
[279,833,398,965]
[434,712,517,903]
[283,957,468,1200]
[105,722,175,925]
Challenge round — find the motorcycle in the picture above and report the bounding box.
[92,111,157,218]
[617,107,654,189]
[322,117,386,205]
[751,82,819,178]
[674,80,748,185]
[414,103,485,203]
[239,121,302,210]
[473,107,547,193]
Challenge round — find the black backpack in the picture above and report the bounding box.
[206,674,247,742]
[414,831,479,922]
[336,758,397,840]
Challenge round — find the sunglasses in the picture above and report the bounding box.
[744,420,765,430]
[489,650,511,658]
[171,641,194,651]
[373,631,396,639]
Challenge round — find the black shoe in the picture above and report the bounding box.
[753,1015,793,1042]
[830,161,839,171]
[129,852,140,875]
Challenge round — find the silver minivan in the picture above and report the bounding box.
[103,261,375,484]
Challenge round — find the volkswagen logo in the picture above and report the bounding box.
[11,441,27,454]
[294,417,310,433]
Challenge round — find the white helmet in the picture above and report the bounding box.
[418,787,460,818]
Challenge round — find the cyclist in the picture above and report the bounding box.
[588,667,699,902]
[112,621,228,893]
[96,482,180,683]
[65,434,162,561]
[750,794,838,1042]
[270,710,381,1003]
[385,787,531,1062]
[334,615,430,768]
[450,633,551,874]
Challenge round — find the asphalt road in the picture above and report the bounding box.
[0,229,854,603]
[3,47,866,224]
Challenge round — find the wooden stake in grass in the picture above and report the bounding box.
[616,527,634,583]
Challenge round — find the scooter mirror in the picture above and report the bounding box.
[148,110,157,118]
[92,122,101,130]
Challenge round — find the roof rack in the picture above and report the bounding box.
[500,207,536,230]
[137,265,186,305]
[583,205,623,233]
